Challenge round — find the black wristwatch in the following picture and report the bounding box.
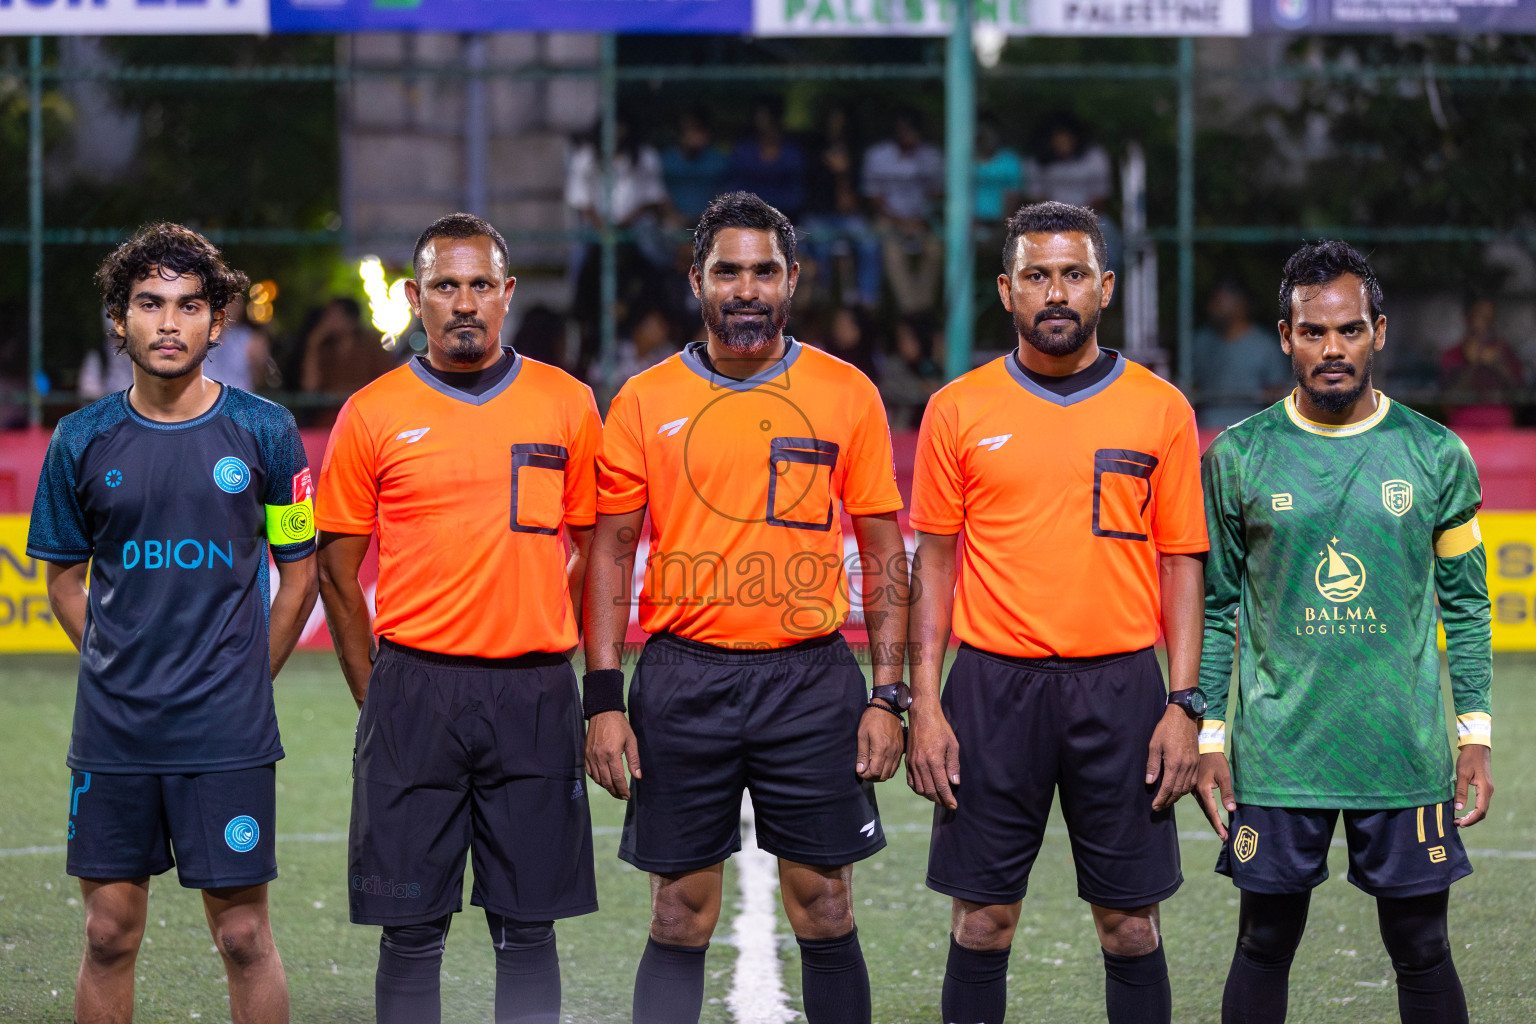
[869,681,913,719]
[1166,687,1207,720]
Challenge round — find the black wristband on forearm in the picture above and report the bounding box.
[582,670,627,719]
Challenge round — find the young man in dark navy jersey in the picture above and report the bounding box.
[29,223,318,1024]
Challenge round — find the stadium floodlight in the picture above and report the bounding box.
[358,256,412,346]
[972,23,1006,69]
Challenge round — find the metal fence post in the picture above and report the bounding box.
[943,0,976,382]
[1175,37,1195,395]
[598,33,618,393]
[28,35,44,428]
[463,34,488,217]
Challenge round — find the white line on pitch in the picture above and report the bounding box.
[726,795,797,1024]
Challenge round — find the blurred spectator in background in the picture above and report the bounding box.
[822,305,879,380]
[725,96,806,219]
[566,115,669,241]
[596,302,680,395]
[882,312,943,428]
[802,105,881,309]
[1191,280,1291,429]
[864,108,944,314]
[205,292,275,392]
[1028,112,1112,209]
[567,114,671,377]
[973,118,1025,225]
[1439,296,1527,428]
[298,298,394,427]
[662,108,728,226]
[78,307,136,399]
[511,304,568,368]
[0,336,28,428]
[1027,112,1122,273]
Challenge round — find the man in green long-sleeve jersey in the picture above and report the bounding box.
[1194,240,1493,1024]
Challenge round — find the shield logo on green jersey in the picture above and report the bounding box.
[1382,479,1414,517]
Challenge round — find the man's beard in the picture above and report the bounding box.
[1016,304,1099,358]
[439,318,494,365]
[1294,349,1374,413]
[124,333,210,379]
[703,296,790,355]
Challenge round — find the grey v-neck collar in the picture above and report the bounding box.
[409,351,524,406]
[1003,348,1126,407]
[680,338,802,391]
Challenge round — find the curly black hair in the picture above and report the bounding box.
[1278,240,1383,326]
[96,223,249,352]
[693,191,796,271]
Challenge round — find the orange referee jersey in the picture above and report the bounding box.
[599,339,903,648]
[910,351,1207,659]
[317,353,601,658]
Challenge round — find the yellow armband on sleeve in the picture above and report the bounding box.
[1434,517,1482,559]
[265,499,316,546]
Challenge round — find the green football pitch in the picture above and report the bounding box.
[2,652,1533,1023]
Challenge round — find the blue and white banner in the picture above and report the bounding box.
[752,0,1250,35]
[0,0,268,34]
[1254,0,1536,31]
[270,0,751,33]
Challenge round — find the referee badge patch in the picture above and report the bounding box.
[1233,825,1260,863]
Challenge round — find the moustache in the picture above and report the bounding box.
[1312,361,1355,377]
[1034,308,1082,326]
[721,302,774,316]
[446,318,488,332]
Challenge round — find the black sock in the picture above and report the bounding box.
[1221,945,1294,1024]
[632,937,709,1024]
[797,928,871,1024]
[487,913,560,1024]
[1102,942,1171,1024]
[941,935,1010,1024]
[1377,890,1467,1024]
[376,915,451,1024]
[1394,955,1468,1024]
[1222,889,1311,1024]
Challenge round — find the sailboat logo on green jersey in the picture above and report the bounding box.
[1314,538,1367,603]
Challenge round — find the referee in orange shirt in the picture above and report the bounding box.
[584,192,909,1024]
[907,202,1208,1024]
[315,214,602,1024]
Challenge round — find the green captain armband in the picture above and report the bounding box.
[266,499,316,546]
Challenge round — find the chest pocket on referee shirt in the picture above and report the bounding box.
[510,443,568,535]
[767,436,840,531]
[1091,448,1157,542]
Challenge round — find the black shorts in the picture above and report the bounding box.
[926,644,1181,909]
[65,764,278,889]
[618,631,884,874]
[349,640,598,926]
[1216,803,1473,898]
